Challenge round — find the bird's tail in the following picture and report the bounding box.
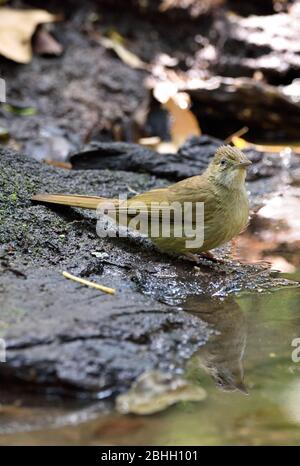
[32,193,111,210]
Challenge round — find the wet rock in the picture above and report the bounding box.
[99,0,289,19]
[99,0,224,19]
[0,147,209,397]
[0,147,293,396]
[185,4,300,140]
[214,7,300,85]
[0,7,148,155]
[70,136,300,190]
[189,78,300,141]
[70,135,220,180]
[24,126,75,163]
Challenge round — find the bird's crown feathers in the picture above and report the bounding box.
[213,145,249,164]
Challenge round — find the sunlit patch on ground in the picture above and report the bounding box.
[237,189,300,277]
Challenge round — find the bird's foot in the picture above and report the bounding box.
[200,252,227,264]
[182,252,201,264]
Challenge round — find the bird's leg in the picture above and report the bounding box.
[199,251,220,262]
[182,252,201,263]
[182,251,224,264]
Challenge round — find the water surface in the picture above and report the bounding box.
[0,190,299,445]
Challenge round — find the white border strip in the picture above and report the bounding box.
[0,338,6,363]
[0,78,6,102]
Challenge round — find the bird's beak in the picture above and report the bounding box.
[236,160,252,168]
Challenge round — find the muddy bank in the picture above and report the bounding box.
[0,143,294,397]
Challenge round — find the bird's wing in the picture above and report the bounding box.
[166,175,222,235]
[168,175,219,211]
[113,176,219,227]
[116,188,171,215]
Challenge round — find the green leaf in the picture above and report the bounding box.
[3,103,37,116]
[0,126,9,141]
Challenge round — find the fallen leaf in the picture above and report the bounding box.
[0,126,9,142]
[0,405,31,418]
[0,8,58,63]
[107,29,125,45]
[100,36,147,70]
[232,136,300,155]
[138,136,161,148]
[139,136,178,154]
[164,93,201,149]
[33,27,63,56]
[152,82,201,150]
[231,136,249,150]
[3,102,37,116]
[45,160,72,169]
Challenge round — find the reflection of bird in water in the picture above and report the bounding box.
[184,296,247,394]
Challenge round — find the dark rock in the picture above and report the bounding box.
[70,135,220,180]
[70,135,300,185]
[0,146,290,397]
[213,8,300,85]
[189,77,300,141]
[2,0,300,159]
[98,0,224,19]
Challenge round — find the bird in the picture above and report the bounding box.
[32,145,252,262]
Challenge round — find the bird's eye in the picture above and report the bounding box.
[220,159,226,166]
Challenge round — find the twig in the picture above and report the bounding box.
[225,126,249,143]
[126,185,140,195]
[62,271,116,295]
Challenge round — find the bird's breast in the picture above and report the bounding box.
[202,187,249,250]
[218,188,249,239]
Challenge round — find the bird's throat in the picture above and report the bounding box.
[212,169,247,190]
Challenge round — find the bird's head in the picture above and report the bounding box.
[206,145,252,189]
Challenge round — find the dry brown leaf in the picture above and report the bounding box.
[33,27,63,57]
[45,160,72,170]
[164,93,201,150]
[139,137,179,154]
[100,36,147,70]
[0,8,58,63]
[139,136,178,154]
[232,136,300,155]
[138,136,161,148]
[151,82,201,151]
